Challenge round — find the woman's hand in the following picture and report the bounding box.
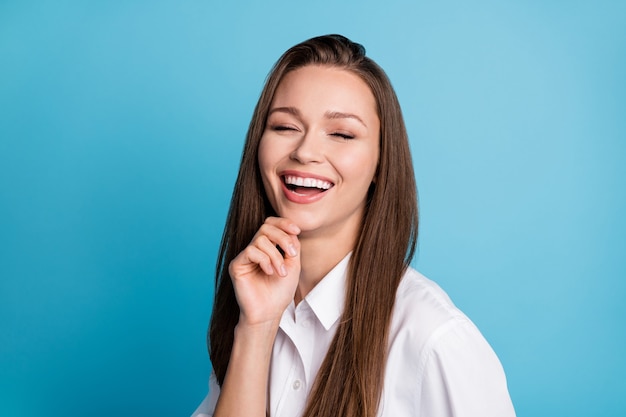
[215,218,300,417]
[229,217,301,327]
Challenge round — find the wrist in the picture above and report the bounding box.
[237,310,283,330]
[235,318,280,342]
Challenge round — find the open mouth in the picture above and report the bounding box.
[282,175,334,196]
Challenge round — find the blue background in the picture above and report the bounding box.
[1,1,624,416]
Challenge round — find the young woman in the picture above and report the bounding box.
[192,34,515,417]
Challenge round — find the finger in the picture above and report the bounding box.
[264,216,301,235]
[237,245,275,276]
[255,235,288,277]
[257,220,300,258]
[283,234,300,258]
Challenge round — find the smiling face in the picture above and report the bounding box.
[258,65,380,244]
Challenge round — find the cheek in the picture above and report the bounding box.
[257,137,276,177]
[257,137,279,203]
[339,148,379,184]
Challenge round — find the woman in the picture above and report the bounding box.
[192,34,515,417]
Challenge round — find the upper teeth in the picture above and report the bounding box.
[284,175,332,190]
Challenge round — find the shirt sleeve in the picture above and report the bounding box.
[190,371,221,417]
[419,319,516,417]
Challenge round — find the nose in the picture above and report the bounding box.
[290,131,323,164]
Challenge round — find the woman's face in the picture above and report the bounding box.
[258,65,380,243]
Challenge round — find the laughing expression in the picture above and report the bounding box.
[258,65,380,243]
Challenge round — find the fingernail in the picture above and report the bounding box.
[288,244,297,257]
[280,265,287,276]
[290,224,301,234]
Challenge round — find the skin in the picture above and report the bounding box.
[214,65,380,417]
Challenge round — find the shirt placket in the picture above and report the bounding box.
[272,303,317,417]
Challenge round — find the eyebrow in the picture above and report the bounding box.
[267,107,367,128]
[325,111,367,128]
[268,106,301,117]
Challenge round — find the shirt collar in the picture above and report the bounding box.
[303,252,351,331]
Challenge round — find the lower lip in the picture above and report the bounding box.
[281,182,331,204]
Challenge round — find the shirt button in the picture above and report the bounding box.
[292,379,302,390]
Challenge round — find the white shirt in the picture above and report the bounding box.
[192,255,516,417]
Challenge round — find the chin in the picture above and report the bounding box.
[278,210,321,232]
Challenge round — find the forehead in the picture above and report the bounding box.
[271,65,378,121]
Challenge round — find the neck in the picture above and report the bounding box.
[294,229,357,305]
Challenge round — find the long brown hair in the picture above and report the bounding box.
[209,34,418,417]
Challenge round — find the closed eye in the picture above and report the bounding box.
[331,132,355,140]
[271,125,298,132]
